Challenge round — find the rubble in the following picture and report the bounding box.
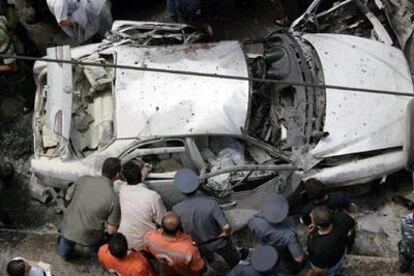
[342,255,401,275]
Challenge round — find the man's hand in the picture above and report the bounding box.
[65,182,77,202]
[307,223,315,233]
[294,252,306,263]
[58,18,74,27]
[348,203,357,213]
[306,267,327,276]
[218,224,231,238]
[106,224,118,234]
[0,63,16,72]
[158,254,175,266]
[141,166,149,182]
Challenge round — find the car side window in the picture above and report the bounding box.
[194,136,278,196]
[123,139,194,173]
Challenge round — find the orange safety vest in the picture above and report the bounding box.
[144,229,205,276]
[98,244,156,276]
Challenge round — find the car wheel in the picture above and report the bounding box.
[404,98,414,171]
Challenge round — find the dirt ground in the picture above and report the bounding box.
[0,0,414,275]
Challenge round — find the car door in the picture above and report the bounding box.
[119,138,198,208]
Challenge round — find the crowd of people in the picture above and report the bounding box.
[5,157,363,276]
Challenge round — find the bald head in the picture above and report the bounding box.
[162,212,181,236]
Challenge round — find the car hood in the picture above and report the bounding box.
[303,34,414,158]
[111,41,250,139]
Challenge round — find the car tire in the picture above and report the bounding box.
[404,98,414,171]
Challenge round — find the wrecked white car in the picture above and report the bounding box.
[31,10,413,228]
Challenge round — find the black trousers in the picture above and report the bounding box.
[201,239,240,269]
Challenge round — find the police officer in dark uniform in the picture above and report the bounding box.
[172,168,241,270]
[248,194,306,274]
[399,211,414,273]
[230,245,282,275]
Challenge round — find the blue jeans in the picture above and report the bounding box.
[58,236,101,260]
[311,253,346,276]
[58,236,75,260]
[325,255,344,276]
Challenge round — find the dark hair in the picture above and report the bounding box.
[102,158,121,180]
[305,179,326,202]
[121,162,142,185]
[311,206,332,229]
[108,233,128,258]
[7,259,26,276]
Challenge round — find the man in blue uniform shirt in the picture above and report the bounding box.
[173,168,240,269]
[248,194,306,274]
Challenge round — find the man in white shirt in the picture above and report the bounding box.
[118,161,167,250]
[46,0,112,43]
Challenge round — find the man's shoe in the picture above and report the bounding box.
[399,264,410,273]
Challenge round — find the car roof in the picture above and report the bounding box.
[110,41,250,139]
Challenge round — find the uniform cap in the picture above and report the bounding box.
[174,168,200,194]
[251,245,279,272]
[262,194,289,224]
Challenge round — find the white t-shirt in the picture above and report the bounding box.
[118,183,167,250]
